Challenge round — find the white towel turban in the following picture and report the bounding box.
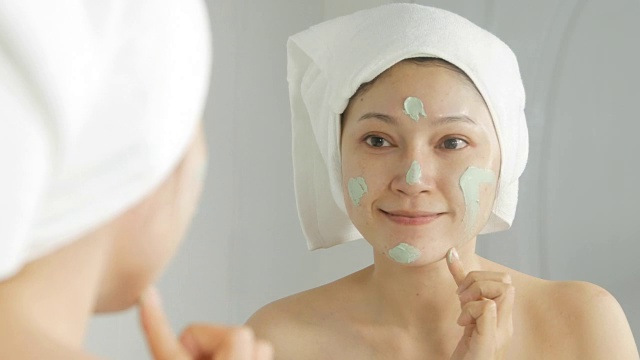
[0,0,212,281]
[287,4,528,250]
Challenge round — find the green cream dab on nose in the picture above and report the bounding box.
[348,177,368,206]
[389,243,421,264]
[406,161,422,185]
[459,167,496,230]
[403,97,427,122]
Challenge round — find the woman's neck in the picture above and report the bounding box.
[367,239,483,330]
[0,229,111,357]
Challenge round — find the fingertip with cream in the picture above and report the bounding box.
[140,286,162,308]
[447,247,459,264]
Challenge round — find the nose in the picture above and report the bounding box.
[391,158,434,196]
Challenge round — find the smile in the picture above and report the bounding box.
[380,209,444,226]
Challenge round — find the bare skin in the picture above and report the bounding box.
[247,62,639,359]
[248,245,637,359]
[0,128,273,359]
[139,287,274,360]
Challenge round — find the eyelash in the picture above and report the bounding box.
[363,135,469,150]
[438,137,469,150]
[364,135,392,148]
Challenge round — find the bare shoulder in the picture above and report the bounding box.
[246,268,369,360]
[542,280,637,358]
[245,294,313,360]
[479,260,638,358]
[517,276,638,359]
[245,284,328,337]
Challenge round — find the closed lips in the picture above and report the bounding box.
[381,210,443,217]
[380,209,444,225]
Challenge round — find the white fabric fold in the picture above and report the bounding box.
[0,0,212,280]
[288,4,528,250]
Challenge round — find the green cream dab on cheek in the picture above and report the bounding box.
[459,167,496,230]
[403,97,427,122]
[406,161,422,185]
[388,243,422,264]
[348,177,368,206]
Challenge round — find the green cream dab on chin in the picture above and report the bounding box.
[406,160,422,185]
[388,243,422,264]
[348,177,368,206]
[459,167,496,230]
[403,96,427,122]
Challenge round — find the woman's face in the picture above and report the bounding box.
[341,61,500,265]
[97,126,208,311]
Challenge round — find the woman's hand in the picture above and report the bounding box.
[138,287,274,360]
[447,248,515,360]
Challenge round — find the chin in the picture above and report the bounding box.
[94,273,155,313]
[368,228,467,264]
[381,227,452,246]
[94,292,139,313]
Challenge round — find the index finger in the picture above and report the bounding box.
[138,287,188,360]
[446,248,466,286]
[184,326,258,359]
[179,324,251,357]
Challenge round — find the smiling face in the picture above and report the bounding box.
[340,60,501,265]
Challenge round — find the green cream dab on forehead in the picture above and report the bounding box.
[403,97,427,122]
[459,167,496,230]
[388,243,421,264]
[406,161,422,185]
[348,177,368,206]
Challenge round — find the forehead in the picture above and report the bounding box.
[345,62,492,127]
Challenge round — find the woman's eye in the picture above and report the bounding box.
[365,136,391,148]
[441,138,469,150]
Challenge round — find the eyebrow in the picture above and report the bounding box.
[357,112,397,124]
[357,112,477,126]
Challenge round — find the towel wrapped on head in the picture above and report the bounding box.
[0,0,211,281]
[287,4,528,250]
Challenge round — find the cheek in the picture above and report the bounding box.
[458,167,497,234]
[466,180,498,236]
[341,158,390,219]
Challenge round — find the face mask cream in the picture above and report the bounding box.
[459,166,496,231]
[388,243,422,264]
[348,177,368,206]
[406,161,422,185]
[403,96,427,122]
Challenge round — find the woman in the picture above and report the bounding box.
[0,1,271,358]
[247,4,638,359]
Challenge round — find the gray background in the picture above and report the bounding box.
[85,0,640,358]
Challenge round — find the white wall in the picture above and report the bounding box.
[85,0,640,358]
